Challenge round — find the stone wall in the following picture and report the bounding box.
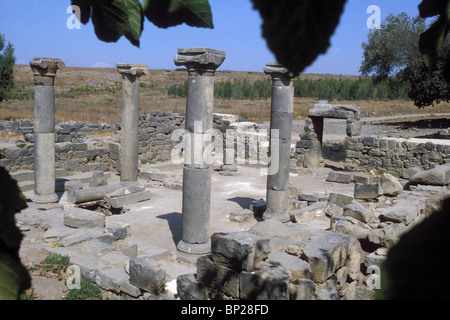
[1,113,265,173]
[345,136,450,174]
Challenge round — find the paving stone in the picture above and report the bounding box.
[95,267,141,297]
[63,207,106,228]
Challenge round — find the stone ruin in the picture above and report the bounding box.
[3,51,450,300]
[295,103,362,169]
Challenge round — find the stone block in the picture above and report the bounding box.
[129,256,166,294]
[381,173,403,196]
[379,200,421,226]
[328,193,354,208]
[291,201,327,223]
[368,223,407,248]
[324,202,344,217]
[248,219,300,239]
[326,171,354,184]
[229,208,255,223]
[409,164,450,186]
[211,232,271,272]
[176,274,208,300]
[163,178,182,190]
[354,183,382,200]
[343,203,373,223]
[89,171,108,187]
[266,251,311,281]
[301,231,349,283]
[289,200,308,211]
[104,190,151,208]
[331,216,370,240]
[239,266,291,300]
[59,228,112,247]
[95,267,141,298]
[196,255,240,299]
[291,279,316,300]
[63,207,105,228]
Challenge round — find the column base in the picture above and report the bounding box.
[119,180,140,187]
[177,239,211,255]
[32,193,59,204]
[262,209,291,223]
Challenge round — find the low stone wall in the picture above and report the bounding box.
[345,136,450,174]
[137,112,185,163]
[0,141,110,173]
[1,113,265,173]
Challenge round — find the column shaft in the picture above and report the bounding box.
[116,63,149,186]
[174,48,225,256]
[120,77,140,184]
[263,63,296,222]
[30,57,64,204]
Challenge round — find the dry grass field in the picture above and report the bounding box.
[0,65,448,124]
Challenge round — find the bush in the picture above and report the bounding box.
[64,276,102,300]
[0,34,15,102]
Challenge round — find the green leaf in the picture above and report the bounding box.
[0,167,31,299]
[143,0,213,29]
[123,0,144,47]
[0,253,30,300]
[252,0,347,75]
[91,0,129,43]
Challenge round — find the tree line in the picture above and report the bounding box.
[168,77,411,101]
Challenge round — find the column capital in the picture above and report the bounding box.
[174,48,226,76]
[116,63,149,79]
[264,62,296,85]
[30,57,65,86]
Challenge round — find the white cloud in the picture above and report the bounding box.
[90,61,113,68]
[15,59,28,65]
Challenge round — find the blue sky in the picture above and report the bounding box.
[0,0,423,75]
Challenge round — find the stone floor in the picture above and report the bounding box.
[16,160,357,300]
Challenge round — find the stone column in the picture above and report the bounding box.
[174,48,226,256]
[30,57,65,204]
[116,64,149,186]
[263,63,295,222]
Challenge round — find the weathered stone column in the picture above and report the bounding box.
[30,57,64,204]
[263,63,295,222]
[116,64,149,186]
[174,48,226,255]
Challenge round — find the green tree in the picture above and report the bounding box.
[0,34,15,102]
[360,13,427,80]
[360,12,449,107]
